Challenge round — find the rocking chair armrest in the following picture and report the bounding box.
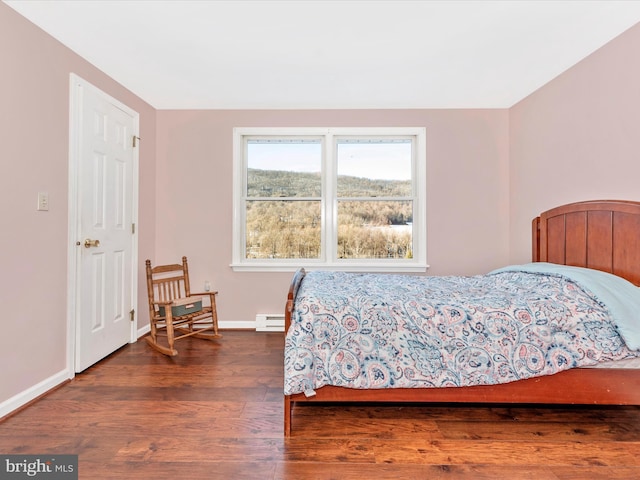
[190,291,218,297]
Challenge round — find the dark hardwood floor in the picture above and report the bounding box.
[2,331,640,479]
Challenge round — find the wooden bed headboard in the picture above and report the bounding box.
[532,200,640,286]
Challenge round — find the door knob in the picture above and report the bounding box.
[84,238,100,248]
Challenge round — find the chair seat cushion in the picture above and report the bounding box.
[159,296,203,317]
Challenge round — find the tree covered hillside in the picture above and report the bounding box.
[245,169,413,259]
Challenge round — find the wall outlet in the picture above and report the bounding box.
[37,192,49,211]
[204,280,211,292]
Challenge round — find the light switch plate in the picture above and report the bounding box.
[37,192,49,211]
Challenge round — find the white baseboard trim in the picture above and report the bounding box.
[219,320,258,330]
[136,322,150,339]
[0,368,71,419]
[136,320,259,338]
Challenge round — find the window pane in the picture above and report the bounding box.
[246,200,321,259]
[247,140,321,197]
[337,200,413,259]
[337,140,412,197]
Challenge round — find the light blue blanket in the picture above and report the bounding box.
[490,263,640,351]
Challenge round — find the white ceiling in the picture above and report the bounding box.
[5,0,640,109]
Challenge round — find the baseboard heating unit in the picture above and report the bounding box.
[255,313,285,332]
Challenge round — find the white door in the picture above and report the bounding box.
[69,75,138,372]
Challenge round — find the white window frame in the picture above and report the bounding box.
[232,127,427,272]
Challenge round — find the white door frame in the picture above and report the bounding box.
[67,73,139,377]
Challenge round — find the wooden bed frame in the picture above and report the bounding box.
[283,200,640,436]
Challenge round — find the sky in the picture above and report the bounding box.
[247,141,412,181]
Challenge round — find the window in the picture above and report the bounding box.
[232,127,426,272]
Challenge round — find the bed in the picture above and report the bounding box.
[283,199,640,436]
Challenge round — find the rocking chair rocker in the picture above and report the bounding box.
[145,256,221,356]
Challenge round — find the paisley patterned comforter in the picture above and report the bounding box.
[284,267,640,396]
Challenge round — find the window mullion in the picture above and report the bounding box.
[323,132,336,263]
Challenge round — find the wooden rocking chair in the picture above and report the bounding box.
[145,256,221,356]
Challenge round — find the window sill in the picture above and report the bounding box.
[230,262,430,273]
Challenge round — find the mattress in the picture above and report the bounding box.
[590,356,640,369]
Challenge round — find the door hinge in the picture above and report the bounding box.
[132,223,136,234]
[130,309,135,322]
[132,135,140,147]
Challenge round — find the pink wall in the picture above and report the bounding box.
[5,0,638,417]
[509,23,640,263]
[0,4,156,407]
[155,109,510,322]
